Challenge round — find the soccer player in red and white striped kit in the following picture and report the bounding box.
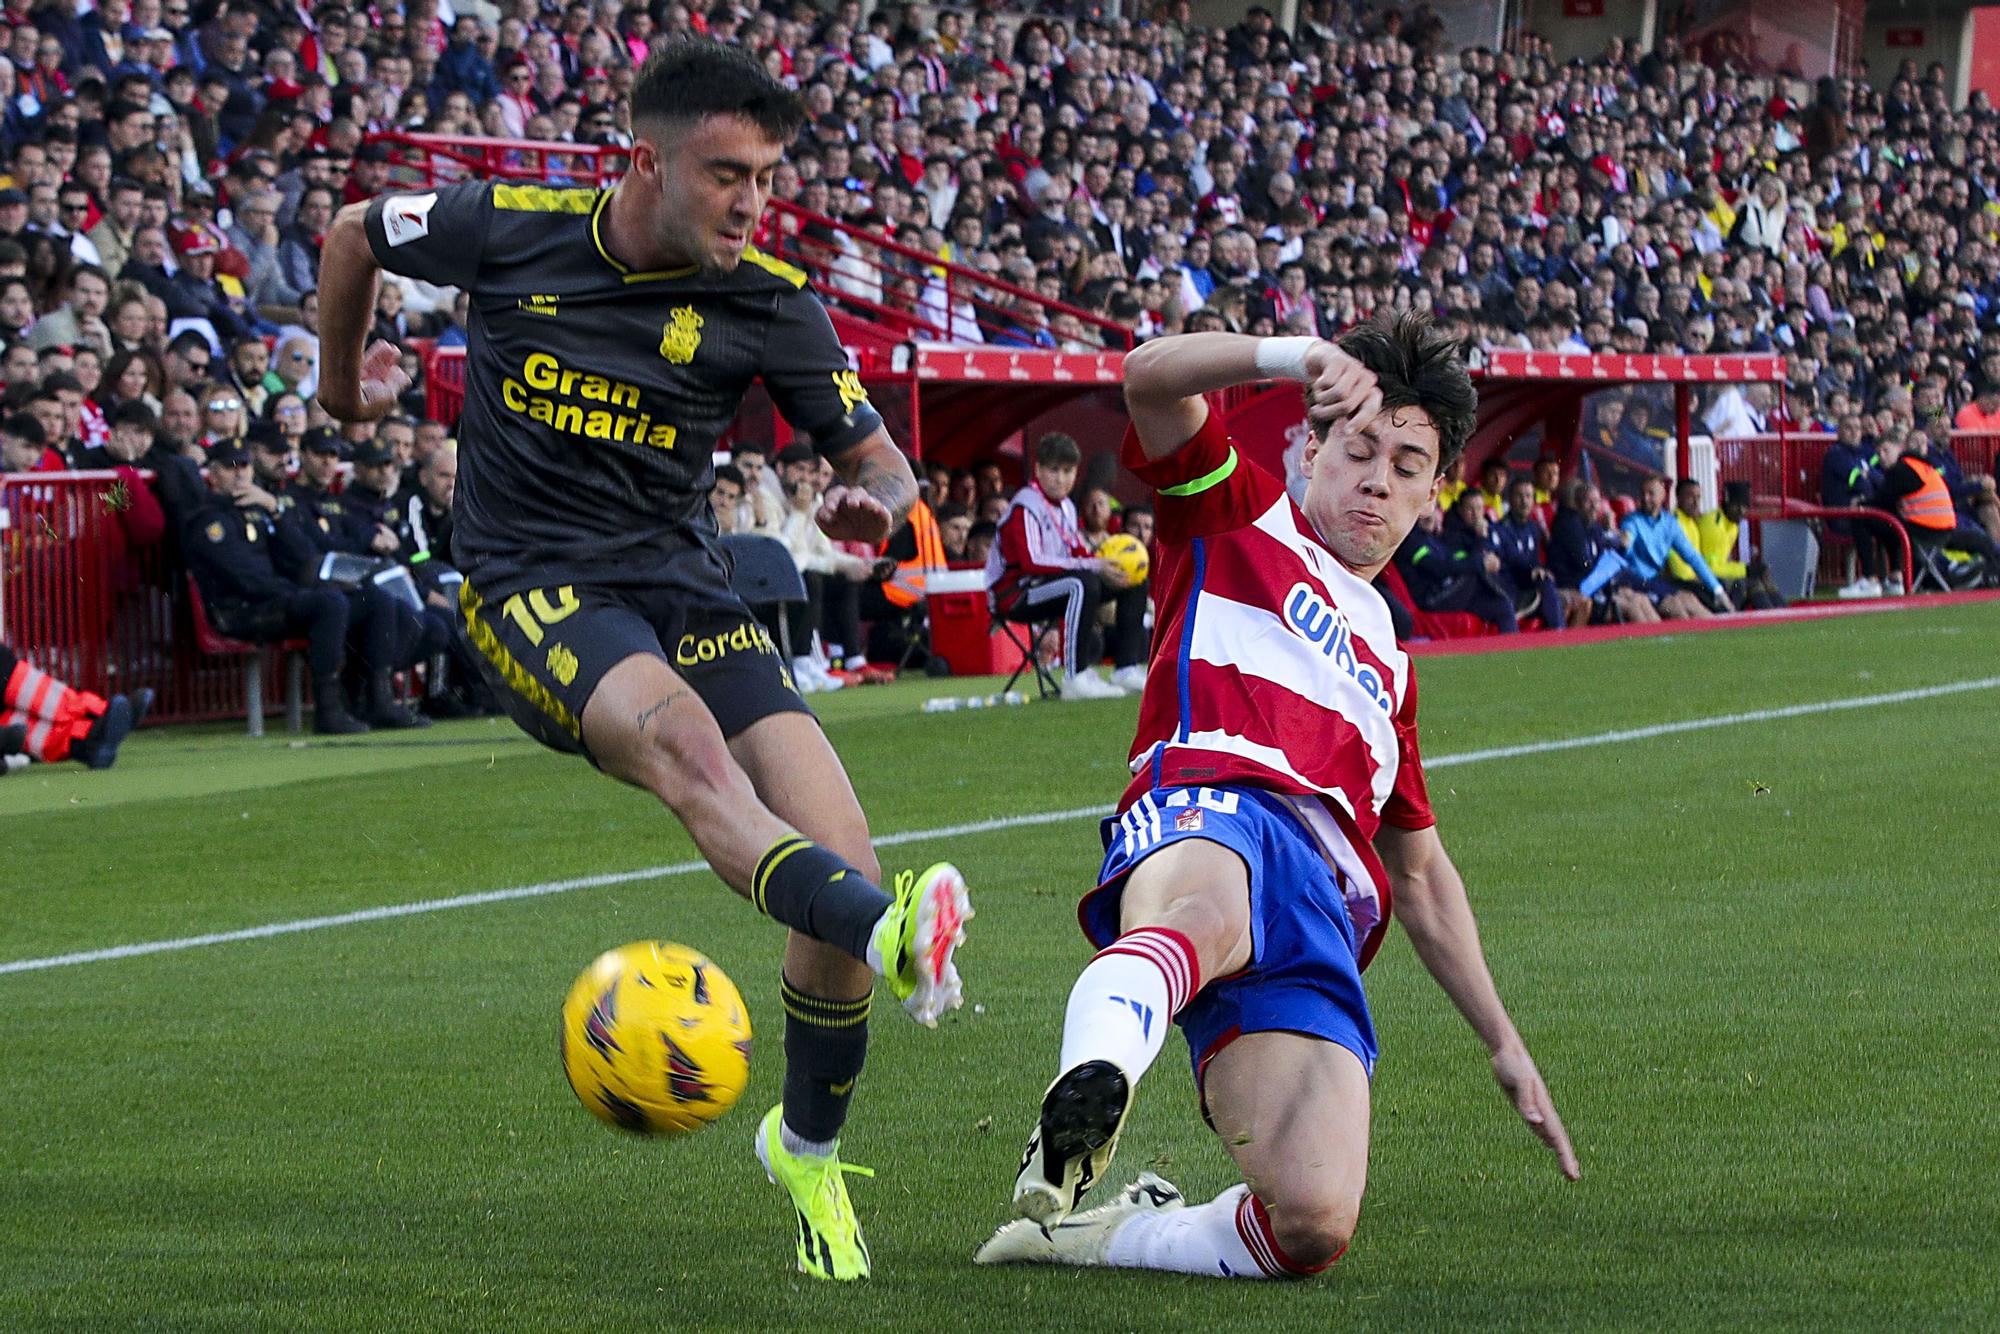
[977,313,1578,1279]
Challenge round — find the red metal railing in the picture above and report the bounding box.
[425,341,468,428]
[1751,500,1914,595]
[2,473,301,724]
[1709,432,1998,590]
[1712,432,1999,504]
[754,198,1134,355]
[369,130,631,189]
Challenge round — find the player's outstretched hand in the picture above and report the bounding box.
[320,339,412,423]
[1491,1044,1579,1180]
[1302,340,1383,435]
[815,484,894,544]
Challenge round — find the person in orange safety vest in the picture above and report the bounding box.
[1878,432,2000,587]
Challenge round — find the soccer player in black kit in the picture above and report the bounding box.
[314,42,971,1282]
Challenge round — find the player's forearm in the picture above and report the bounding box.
[1124,333,1293,403]
[314,205,382,420]
[840,431,917,531]
[1395,858,1529,1058]
[1123,332,1329,461]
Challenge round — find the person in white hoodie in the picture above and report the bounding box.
[777,443,876,687]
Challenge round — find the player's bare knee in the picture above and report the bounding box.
[1265,1196,1358,1271]
[641,722,749,820]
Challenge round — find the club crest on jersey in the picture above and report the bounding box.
[659,306,704,364]
[1284,583,1392,714]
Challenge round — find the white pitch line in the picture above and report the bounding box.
[5,676,1997,977]
[1424,675,2000,768]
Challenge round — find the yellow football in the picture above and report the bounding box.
[1099,532,1150,585]
[559,941,752,1136]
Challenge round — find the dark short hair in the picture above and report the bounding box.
[712,463,744,488]
[629,41,807,142]
[776,442,816,467]
[732,441,768,460]
[1332,311,1477,474]
[934,501,970,523]
[110,399,157,431]
[1034,431,1081,467]
[3,411,45,446]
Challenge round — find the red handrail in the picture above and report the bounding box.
[1750,499,1914,594]
[756,198,1134,352]
[369,130,631,188]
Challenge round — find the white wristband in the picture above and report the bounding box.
[1253,336,1317,383]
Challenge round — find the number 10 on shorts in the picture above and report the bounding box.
[501,586,581,646]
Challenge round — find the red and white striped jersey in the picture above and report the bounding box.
[984,480,1100,604]
[1115,409,1435,966]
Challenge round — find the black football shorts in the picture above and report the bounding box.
[456,549,808,760]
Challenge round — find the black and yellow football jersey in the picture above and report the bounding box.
[364,181,883,601]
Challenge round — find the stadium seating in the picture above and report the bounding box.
[186,576,307,739]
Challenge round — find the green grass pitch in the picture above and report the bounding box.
[4,603,1998,1331]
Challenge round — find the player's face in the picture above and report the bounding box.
[1300,406,1443,574]
[641,113,787,273]
[1034,461,1077,500]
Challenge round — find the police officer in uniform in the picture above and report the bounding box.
[183,441,369,734]
[284,429,364,546]
[341,440,404,544]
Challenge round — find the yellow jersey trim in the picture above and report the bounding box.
[493,184,599,213]
[458,581,582,741]
[590,189,699,283]
[741,244,807,289]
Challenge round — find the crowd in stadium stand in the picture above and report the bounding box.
[5,0,2000,722]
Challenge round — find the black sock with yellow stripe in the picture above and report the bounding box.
[751,835,894,964]
[780,975,870,1146]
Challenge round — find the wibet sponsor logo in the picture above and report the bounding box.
[1283,583,1392,714]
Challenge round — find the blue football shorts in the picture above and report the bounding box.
[1080,784,1378,1108]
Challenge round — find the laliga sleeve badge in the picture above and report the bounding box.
[383,192,440,247]
[205,520,225,543]
[1174,807,1204,832]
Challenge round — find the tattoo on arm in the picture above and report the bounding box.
[635,688,690,733]
[855,450,917,531]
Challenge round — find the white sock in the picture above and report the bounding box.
[1105,1185,1319,1279]
[780,1121,837,1160]
[1056,928,1199,1080]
